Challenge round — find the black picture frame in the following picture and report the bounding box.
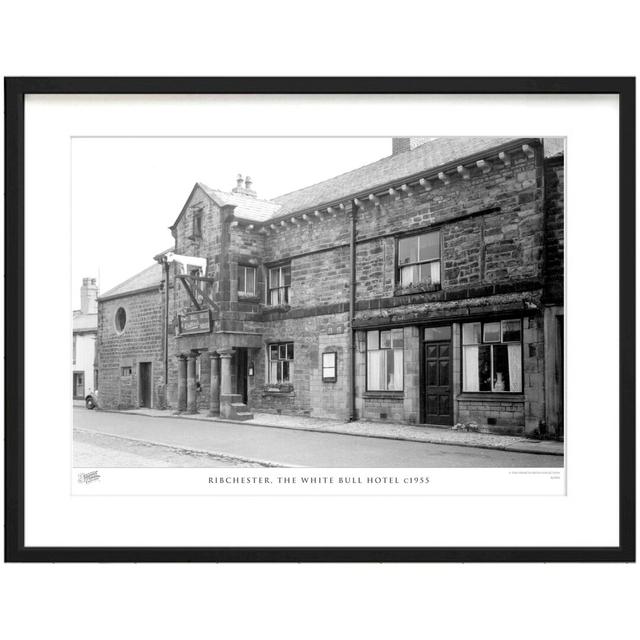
[4,77,635,563]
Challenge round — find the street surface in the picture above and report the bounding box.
[73,407,563,468]
[74,429,262,467]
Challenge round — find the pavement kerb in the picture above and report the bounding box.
[93,408,564,457]
[74,427,294,468]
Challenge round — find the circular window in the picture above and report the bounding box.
[114,307,127,334]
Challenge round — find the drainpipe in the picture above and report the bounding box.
[348,201,357,421]
[163,259,170,385]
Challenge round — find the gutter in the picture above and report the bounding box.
[97,284,163,303]
[263,138,541,225]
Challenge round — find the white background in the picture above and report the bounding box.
[1,2,638,640]
[28,94,597,548]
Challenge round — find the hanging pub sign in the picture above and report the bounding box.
[178,309,212,335]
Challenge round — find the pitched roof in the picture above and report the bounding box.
[271,137,520,217]
[198,183,281,221]
[99,263,163,299]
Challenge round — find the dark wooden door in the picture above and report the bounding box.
[139,362,152,408]
[423,341,453,425]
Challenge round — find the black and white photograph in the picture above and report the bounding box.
[72,135,565,472]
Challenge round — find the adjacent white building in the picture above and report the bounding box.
[73,278,99,400]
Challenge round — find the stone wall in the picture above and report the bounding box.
[251,313,350,418]
[544,156,564,304]
[97,288,164,410]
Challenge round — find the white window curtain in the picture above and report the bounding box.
[368,350,384,390]
[508,344,522,392]
[463,345,480,391]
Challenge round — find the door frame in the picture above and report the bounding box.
[138,361,153,409]
[419,324,454,426]
[234,348,249,404]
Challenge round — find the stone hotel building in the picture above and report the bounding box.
[96,137,564,436]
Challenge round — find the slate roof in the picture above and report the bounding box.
[193,137,564,223]
[198,183,281,222]
[270,137,521,217]
[100,263,164,299]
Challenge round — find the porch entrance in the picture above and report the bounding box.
[421,325,453,426]
[232,348,249,404]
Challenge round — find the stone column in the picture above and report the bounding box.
[186,351,199,414]
[208,352,220,416]
[219,350,234,396]
[174,354,187,414]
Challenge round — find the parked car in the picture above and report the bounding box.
[85,389,99,410]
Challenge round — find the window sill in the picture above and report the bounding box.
[262,389,296,398]
[238,294,260,302]
[457,392,525,401]
[262,303,291,312]
[394,282,441,296]
[362,391,405,399]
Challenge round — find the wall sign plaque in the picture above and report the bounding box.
[178,309,211,335]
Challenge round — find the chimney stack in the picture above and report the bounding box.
[232,174,257,198]
[80,277,99,314]
[391,136,438,156]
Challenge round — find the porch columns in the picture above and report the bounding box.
[208,351,220,416]
[219,350,234,396]
[174,353,188,413]
[186,351,199,414]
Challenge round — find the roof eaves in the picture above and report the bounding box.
[264,137,540,225]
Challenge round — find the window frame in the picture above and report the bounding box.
[396,229,442,289]
[267,341,295,384]
[461,318,524,394]
[365,328,404,392]
[114,307,127,335]
[321,351,337,383]
[267,263,291,306]
[120,366,133,378]
[237,264,257,296]
[191,210,203,239]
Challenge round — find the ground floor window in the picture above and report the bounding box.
[366,329,404,391]
[322,352,337,382]
[269,342,294,383]
[462,319,522,392]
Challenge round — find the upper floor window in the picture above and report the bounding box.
[191,211,203,239]
[114,307,127,334]
[462,319,523,393]
[73,334,77,364]
[366,329,404,391]
[398,230,441,287]
[269,342,294,383]
[238,265,257,296]
[268,264,291,305]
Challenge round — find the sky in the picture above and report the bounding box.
[71,137,392,309]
